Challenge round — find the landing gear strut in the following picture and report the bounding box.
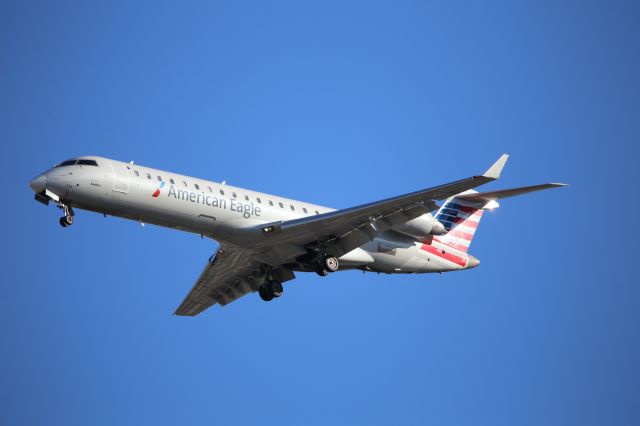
[315,255,339,276]
[259,280,284,302]
[58,203,74,228]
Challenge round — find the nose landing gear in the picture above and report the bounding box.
[58,203,75,228]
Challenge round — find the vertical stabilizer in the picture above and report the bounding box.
[434,191,492,252]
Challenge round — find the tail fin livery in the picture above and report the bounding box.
[434,192,487,252]
[433,183,567,252]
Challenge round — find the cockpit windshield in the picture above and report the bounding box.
[55,160,77,168]
[55,159,99,167]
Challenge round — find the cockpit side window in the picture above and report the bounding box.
[55,160,77,168]
[77,159,99,166]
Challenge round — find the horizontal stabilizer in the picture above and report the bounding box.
[456,183,567,203]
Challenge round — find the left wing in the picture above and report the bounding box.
[174,244,264,316]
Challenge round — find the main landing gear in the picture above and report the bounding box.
[58,203,75,228]
[315,255,339,276]
[258,254,339,303]
[258,280,284,302]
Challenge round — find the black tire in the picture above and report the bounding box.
[269,281,283,298]
[315,265,329,277]
[59,217,68,227]
[63,215,74,226]
[258,284,274,302]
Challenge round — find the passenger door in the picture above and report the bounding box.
[109,161,130,194]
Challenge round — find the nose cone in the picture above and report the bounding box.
[467,255,480,269]
[29,174,47,193]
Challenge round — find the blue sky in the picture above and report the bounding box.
[2,1,639,425]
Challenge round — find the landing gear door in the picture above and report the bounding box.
[109,161,129,194]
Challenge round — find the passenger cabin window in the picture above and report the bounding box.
[208,186,212,192]
[77,159,98,166]
[269,200,274,206]
[244,195,249,201]
[194,184,200,190]
[279,202,284,208]
[219,189,225,195]
[55,160,77,168]
[170,178,175,184]
[315,210,320,215]
[232,192,237,198]
[182,181,187,187]
[146,173,151,179]
[303,207,308,214]
[134,171,139,177]
[157,176,162,181]
[290,205,295,211]
[256,197,262,204]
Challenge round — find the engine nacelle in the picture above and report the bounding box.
[393,213,447,239]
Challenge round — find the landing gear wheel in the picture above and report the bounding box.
[57,203,74,228]
[259,280,284,301]
[323,256,339,272]
[258,284,274,302]
[269,280,283,298]
[315,266,329,277]
[59,215,73,227]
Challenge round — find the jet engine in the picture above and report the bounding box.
[393,213,447,239]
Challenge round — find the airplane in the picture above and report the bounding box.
[29,154,565,316]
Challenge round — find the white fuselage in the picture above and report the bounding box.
[30,156,476,274]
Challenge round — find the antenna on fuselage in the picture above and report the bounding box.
[130,161,135,164]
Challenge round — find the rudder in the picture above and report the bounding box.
[434,192,489,252]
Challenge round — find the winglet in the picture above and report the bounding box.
[483,154,509,180]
